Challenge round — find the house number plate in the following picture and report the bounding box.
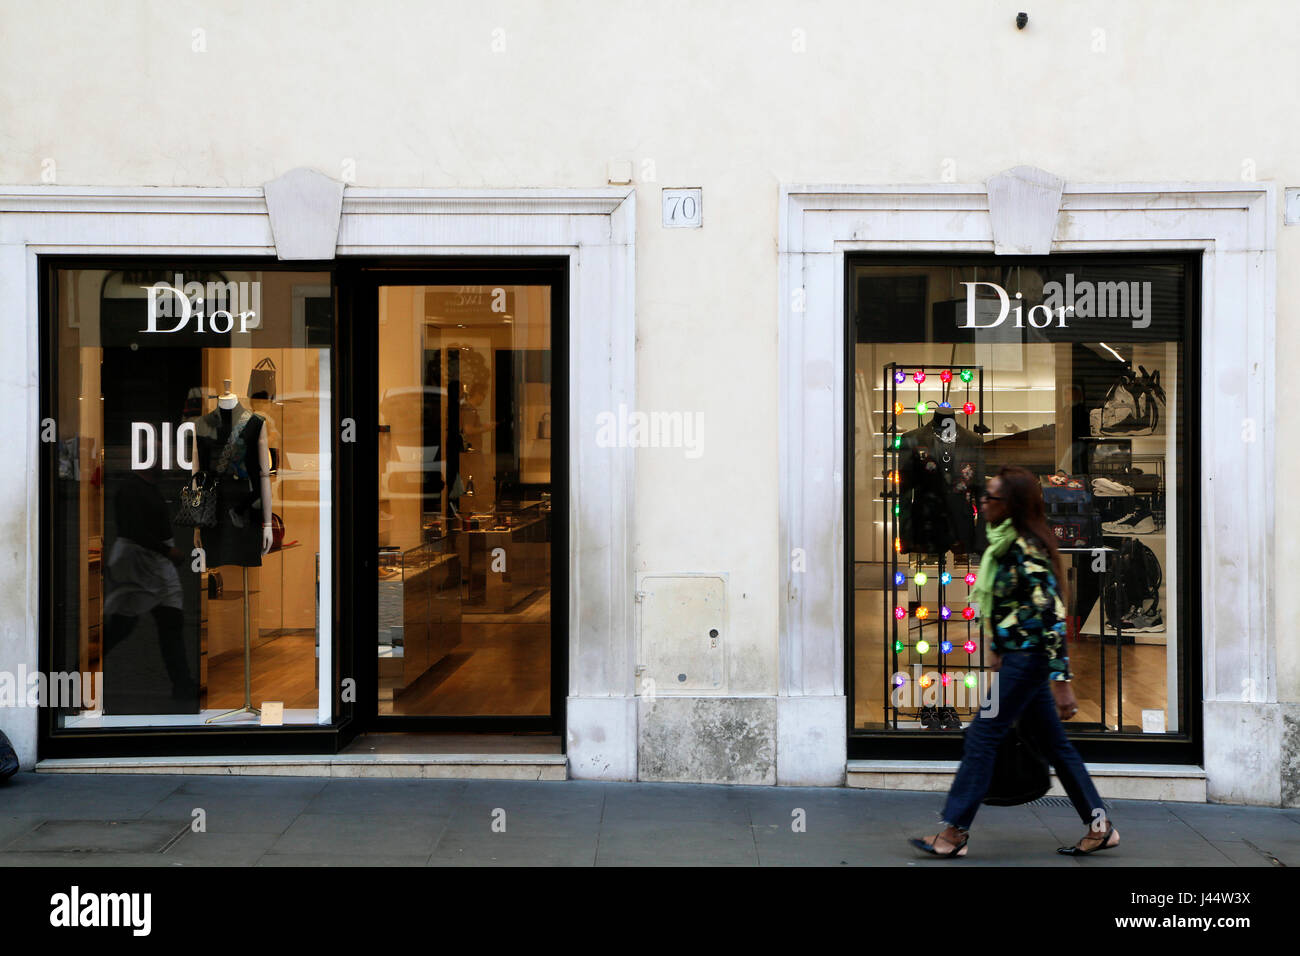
[662,188,702,228]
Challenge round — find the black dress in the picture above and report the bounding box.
[194,404,266,568]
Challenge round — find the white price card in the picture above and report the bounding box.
[260,701,284,726]
[1141,709,1165,733]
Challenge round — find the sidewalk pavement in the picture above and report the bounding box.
[0,771,1296,866]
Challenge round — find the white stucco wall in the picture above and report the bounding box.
[1,1,1297,799]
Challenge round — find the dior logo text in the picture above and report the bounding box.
[1042,274,1152,329]
[50,886,151,936]
[960,281,1074,330]
[132,422,195,470]
[142,275,261,333]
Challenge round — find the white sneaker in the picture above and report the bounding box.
[1102,509,1156,534]
[1091,477,1134,497]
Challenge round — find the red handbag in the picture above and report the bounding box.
[269,513,286,552]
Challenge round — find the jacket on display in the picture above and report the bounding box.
[897,411,986,557]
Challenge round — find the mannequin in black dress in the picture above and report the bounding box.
[191,380,274,564]
[188,379,273,723]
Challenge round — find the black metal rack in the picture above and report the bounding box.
[881,362,988,729]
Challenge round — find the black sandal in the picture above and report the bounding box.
[1057,824,1118,855]
[909,832,969,858]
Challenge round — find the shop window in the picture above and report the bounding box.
[850,256,1191,739]
[48,267,334,729]
[375,285,552,717]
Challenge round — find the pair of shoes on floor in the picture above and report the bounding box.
[919,706,963,730]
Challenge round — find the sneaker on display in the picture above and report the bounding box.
[1102,509,1157,535]
[1123,608,1165,633]
[1091,477,1134,497]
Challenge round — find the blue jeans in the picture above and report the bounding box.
[940,650,1106,831]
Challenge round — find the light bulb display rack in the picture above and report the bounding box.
[881,362,987,730]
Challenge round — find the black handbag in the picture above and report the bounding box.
[175,472,218,528]
[0,728,19,782]
[983,720,1051,806]
[248,357,277,400]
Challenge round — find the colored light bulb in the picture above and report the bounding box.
[915,607,929,620]
[893,435,902,448]
[964,640,977,653]
[894,640,904,653]
[894,401,904,416]
[965,573,976,586]
[893,504,900,515]
[894,606,906,620]
[940,572,951,585]
[916,401,928,414]
[915,640,930,654]
[889,470,900,485]
[962,607,976,621]
[940,640,953,654]
[941,674,951,686]
[963,402,976,415]
[939,401,951,408]
[894,537,901,553]
[894,674,907,687]
[919,676,931,689]
[894,369,907,384]
[913,370,926,384]
[914,572,927,586]
[940,369,953,383]
[894,571,905,586]
[960,369,973,383]
[964,673,978,688]
[940,605,951,620]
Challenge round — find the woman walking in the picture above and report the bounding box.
[909,465,1120,858]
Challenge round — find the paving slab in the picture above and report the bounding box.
[3,772,1298,867]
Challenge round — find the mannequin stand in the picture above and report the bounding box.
[206,567,261,723]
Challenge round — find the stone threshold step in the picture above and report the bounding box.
[36,754,568,781]
[847,760,1206,802]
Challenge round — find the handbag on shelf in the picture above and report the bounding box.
[175,472,218,528]
[1041,472,1100,548]
[207,570,224,599]
[248,357,277,401]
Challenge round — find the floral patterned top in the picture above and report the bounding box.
[989,535,1071,681]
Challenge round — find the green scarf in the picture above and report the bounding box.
[970,518,1017,636]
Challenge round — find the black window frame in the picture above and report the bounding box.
[37,254,569,759]
[844,251,1203,766]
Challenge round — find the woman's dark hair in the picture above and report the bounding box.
[995,465,1061,567]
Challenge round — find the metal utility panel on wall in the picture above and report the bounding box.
[635,573,727,694]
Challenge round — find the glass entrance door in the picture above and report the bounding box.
[375,284,555,719]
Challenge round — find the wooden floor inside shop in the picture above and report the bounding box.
[204,591,551,716]
[853,584,1172,733]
